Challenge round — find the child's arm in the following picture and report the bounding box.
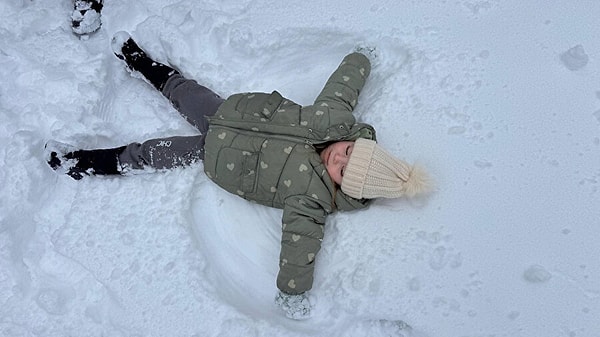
[276,196,328,295]
[313,52,371,114]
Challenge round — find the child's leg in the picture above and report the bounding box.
[112,32,178,92]
[112,32,224,132]
[46,140,125,180]
[46,135,206,180]
[161,74,224,133]
[118,135,206,171]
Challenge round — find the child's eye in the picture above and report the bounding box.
[345,146,350,156]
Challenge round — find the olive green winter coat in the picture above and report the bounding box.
[203,52,376,295]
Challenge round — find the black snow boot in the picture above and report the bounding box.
[71,0,104,35]
[111,31,180,91]
[45,140,125,180]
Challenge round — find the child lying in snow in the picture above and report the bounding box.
[45,32,430,320]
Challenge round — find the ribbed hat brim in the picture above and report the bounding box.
[341,138,376,199]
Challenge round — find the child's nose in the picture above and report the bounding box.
[334,153,348,164]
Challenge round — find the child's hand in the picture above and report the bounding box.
[275,291,312,320]
[354,45,379,66]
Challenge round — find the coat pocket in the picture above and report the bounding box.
[262,91,283,119]
[215,148,259,194]
[235,91,283,122]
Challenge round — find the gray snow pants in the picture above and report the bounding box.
[118,74,224,170]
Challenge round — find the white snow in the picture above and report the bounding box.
[1,0,600,336]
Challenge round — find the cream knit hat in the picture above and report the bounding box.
[341,138,430,199]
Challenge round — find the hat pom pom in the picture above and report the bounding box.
[403,164,431,197]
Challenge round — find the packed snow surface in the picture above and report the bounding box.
[1,0,599,336]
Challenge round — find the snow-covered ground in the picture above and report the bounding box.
[1,0,599,336]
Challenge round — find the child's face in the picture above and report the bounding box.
[320,141,355,185]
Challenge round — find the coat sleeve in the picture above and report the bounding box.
[277,195,328,295]
[313,52,371,113]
